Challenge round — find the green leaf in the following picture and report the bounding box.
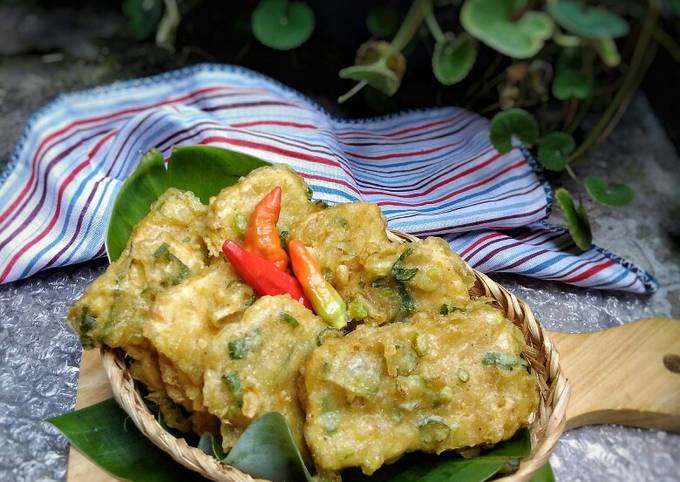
[555,187,592,250]
[224,412,313,482]
[461,0,554,59]
[106,146,269,261]
[552,69,592,100]
[52,399,533,482]
[670,0,680,16]
[489,108,539,153]
[529,462,555,482]
[344,428,531,482]
[584,175,634,207]
[594,37,621,67]
[123,0,164,41]
[48,399,204,482]
[547,0,629,39]
[367,7,401,39]
[537,132,575,171]
[339,40,406,97]
[197,432,226,460]
[432,33,477,86]
[251,0,315,50]
[340,62,401,96]
[552,47,592,100]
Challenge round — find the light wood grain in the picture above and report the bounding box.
[548,317,680,431]
[66,350,116,482]
[66,317,680,482]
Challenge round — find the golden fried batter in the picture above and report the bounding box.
[204,164,323,257]
[290,202,391,272]
[202,295,327,452]
[67,188,208,352]
[67,164,538,477]
[144,258,255,411]
[67,188,209,427]
[363,237,476,314]
[301,301,538,475]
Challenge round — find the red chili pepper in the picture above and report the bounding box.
[222,240,311,309]
[245,186,289,271]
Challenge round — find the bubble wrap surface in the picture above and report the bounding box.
[0,82,678,482]
[0,262,105,482]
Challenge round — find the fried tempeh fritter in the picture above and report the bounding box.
[301,301,538,475]
[202,295,327,452]
[67,188,209,390]
[144,257,255,411]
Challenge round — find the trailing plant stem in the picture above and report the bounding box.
[337,81,367,103]
[424,3,445,44]
[565,165,581,185]
[652,27,680,62]
[390,0,432,53]
[568,8,659,162]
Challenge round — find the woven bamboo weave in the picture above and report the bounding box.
[102,230,570,482]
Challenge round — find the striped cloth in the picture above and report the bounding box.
[0,64,657,293]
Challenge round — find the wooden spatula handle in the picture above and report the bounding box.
[548,317,680,432]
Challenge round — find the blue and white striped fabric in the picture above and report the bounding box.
[0,64,657,293]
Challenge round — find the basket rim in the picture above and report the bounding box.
[100,230,570,482]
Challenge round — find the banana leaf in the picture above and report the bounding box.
[48,399,206,482]
[106,146,269,261]
[50,399,540,482]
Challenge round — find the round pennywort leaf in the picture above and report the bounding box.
[366,7,401,39]
[461,0,554,59]
[584,175,635,207]
[340,62,401,96]
[489,108,539,153]
[433,33,477,86]
[537,132,575,171]
[552,69,592,100]
[252,0,315,50]
[339,40,406,96]
[547,0,629,39]
[555,187,592,250]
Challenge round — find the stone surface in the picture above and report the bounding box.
[0,30,679,482]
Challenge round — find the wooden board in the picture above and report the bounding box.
[66,349,115,482]
[66,317,680,482]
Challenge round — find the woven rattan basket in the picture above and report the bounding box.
[102,231,570,482]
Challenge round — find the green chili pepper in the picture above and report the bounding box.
[289,240,348,329]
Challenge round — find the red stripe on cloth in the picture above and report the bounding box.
[377,158,526,208]
[0,85,230,229]
[0,132,106,253]
[561,259,615,284]
[345,141,461,161]
[0,130,117,281]
[42,131,117,269]
[385,182,539,221]
[362,152,504,199]
[199,135,356,180]
[459,232,505,258]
